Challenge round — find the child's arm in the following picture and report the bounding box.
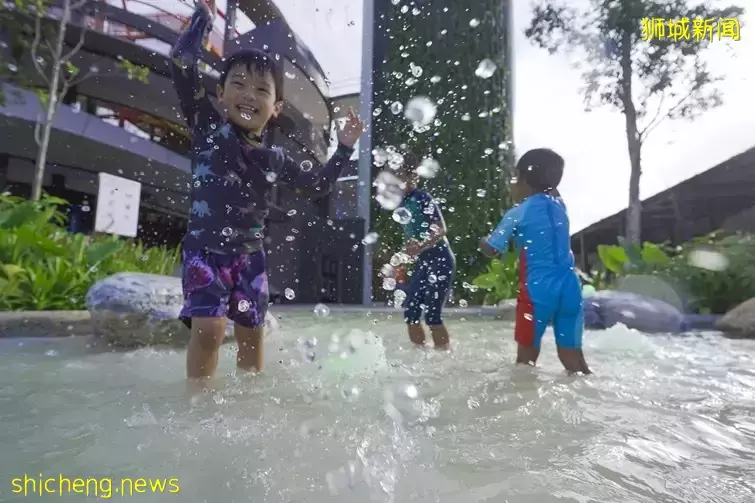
[169,2,219,135]
[404,194,447,256]
[277,144,354,196]
[480,204,525,257]
[277,107,363,196]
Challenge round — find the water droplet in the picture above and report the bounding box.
[382,277,397,291]
[687,249,729,271]
[285,288,295,300]
[476,189,487,197]
[475,59,497,79]
[400,5,409,13]
[410,63,423,77]
[404,96,437,127]
[300,160,313,172]
[390,101,403,115]
[240,112,251,121]
[416,158,440,178]
[430,75,441,84]
[362,232,379,245]
[392,207,412,224]
[221,227,233,237]
[313,303,330,317]
[285,235,295,242]
[7,63,18,72]
[391,0,400,4]
[285,71,296,79]
[405,384,418,399]
[469,18,481,28]
[287,209,297,216]
[238,299,250,312]
[266,172,278,183]
[387,152,404,170]
[393,289,406,306]
[428,274,437,284]
[372,147,389,167]
[81,204,91,212]
[373,107,382,117]
[459,299,468,308]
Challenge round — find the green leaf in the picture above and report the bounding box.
[597,244,628,273]
[472,272,498,289]
[641,242,669,265]
[86,239,124,265]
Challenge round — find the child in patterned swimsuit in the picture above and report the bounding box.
[170,0,364,379]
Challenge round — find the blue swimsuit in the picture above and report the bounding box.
[485,193,583,349]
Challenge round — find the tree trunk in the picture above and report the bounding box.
[620,29,642,245]
[31,1,71,201]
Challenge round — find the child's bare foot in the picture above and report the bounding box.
[407,323,426,346]
[429,324,450,350]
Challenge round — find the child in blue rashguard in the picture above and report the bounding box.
[480,148,591,374]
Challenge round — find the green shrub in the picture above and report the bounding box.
[596,233,755,314]
[0,194,180,311]
[471,252,519,305]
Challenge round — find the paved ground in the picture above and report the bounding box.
[0,303,516,338]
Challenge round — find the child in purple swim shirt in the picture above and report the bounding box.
[171,1,364,379]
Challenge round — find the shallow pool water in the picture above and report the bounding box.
[1,312,754,502]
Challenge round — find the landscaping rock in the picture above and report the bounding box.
[583,290,685,333]
[716,298,755,339]
[86,272,273,348]
[86,273,195,347]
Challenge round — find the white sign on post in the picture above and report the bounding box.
[94,172,141,238]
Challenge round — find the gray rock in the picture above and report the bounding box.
[716,298,755,339]
[86,272,273,348]
[86,273,195,347]
[583,290,684,333]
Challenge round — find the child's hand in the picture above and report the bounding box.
[395,266,408,284]
[198,0,217,21]
[335,107,365,148]
[403,239,423,256]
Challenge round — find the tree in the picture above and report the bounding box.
[526,0,744,245]
[371,0,514,304]
[4,0,148,201]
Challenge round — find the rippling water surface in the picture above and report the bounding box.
[1,312,754,502]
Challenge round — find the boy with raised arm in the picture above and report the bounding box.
[170,0,364,379]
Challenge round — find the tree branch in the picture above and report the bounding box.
[638,93,664,141]
[60,9,88,65]
[30,11,50,86]
[640,87,697,140]
[34,120,43,146]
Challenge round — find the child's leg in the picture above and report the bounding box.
[404,261,428,346]
[228,250,269,372]
[234,325,263,371]
[187,317,227,378]
[180,248,232,379]
[424,261,454,350]
[554,309,591,375]
[554,276,591,375]
[514,291,549,366]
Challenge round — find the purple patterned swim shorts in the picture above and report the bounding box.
[179,248,269,329]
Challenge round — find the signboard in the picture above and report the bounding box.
[94,173,141,238]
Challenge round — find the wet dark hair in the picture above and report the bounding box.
[516,148,564,192]
[395,151,420,180]
[220,49,284,101]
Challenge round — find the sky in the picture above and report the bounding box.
[121,0,754,232]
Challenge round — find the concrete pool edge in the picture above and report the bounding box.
[0,305,515,338]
